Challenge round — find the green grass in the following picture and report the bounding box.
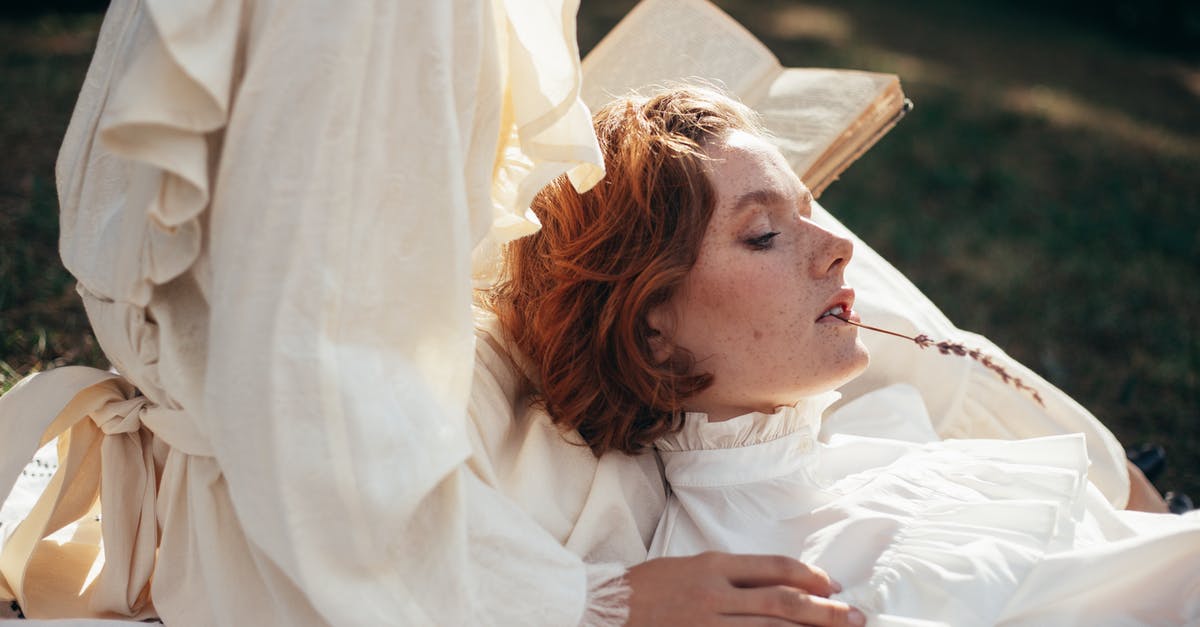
[0,13,107,394]
[3,3,1198,496]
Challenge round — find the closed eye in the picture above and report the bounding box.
[744,231,780,251]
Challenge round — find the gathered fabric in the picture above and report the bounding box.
[650,385,1200,626]
[811,199,1132,507]
[0,368,158,619]
[0,367,209,618]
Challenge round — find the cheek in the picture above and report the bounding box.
[738,267,803,328]
[704,271,800,355]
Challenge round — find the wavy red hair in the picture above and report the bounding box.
[486,87,762,455]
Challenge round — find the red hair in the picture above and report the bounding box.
[486,87,762,455]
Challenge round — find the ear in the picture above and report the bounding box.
[645,305,674,364]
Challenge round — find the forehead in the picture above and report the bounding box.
[702,131,803,209]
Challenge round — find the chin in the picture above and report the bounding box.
[789,346,870,401]
[832,340,871,389]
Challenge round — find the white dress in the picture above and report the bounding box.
[650,385,1200,626]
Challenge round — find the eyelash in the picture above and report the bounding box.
[744,231,780,251]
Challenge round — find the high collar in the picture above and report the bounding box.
[656,391,841,453]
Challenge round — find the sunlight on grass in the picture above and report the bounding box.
[1,360,31,395]
[1001,85,1200,157]
[0,13,102,55]
[1177,65,1200,100]
[867,50,954,85]
[759,4,853,45]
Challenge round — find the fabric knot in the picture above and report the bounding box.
[140,405,213,457]
[90,396,150,436]
[82,380,213,457]
[0,367,160,619]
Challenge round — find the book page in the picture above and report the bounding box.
[756,68,896,181]
[583,0,908,196]
[581,0,781,109]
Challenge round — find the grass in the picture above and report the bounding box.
[2,2,1198,495]
[0,12,107,394]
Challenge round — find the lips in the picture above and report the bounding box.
[816,287,856,322]
[820,304,846,318]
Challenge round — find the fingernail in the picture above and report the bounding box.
[848,608,866,626]
[831,578,843,593]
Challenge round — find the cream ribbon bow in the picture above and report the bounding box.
[0,366,194,619]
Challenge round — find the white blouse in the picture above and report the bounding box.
[650,385,1200,626]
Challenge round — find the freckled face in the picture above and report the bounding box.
[652,131,869,421]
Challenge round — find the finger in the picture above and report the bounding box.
[714,553,839,597]
[723,586,866,627]
[723,618,805,627]
[723,619,852,627]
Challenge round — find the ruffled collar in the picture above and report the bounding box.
[656,391,841,453]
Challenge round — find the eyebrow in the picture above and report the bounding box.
[731,187,812,214]
[731,189,787,214]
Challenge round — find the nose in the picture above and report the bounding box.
[807,221,853,278]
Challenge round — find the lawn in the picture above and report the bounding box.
[2,2,1198,496]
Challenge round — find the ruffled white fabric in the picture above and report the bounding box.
[657,392,838,453]
[650,385,1200,626]
[818,382,941,444]
[812,200,1131,507]
[4,0,621,623]
[468,312,665,566]
[473,0,605,285]
[813,437,1087,625]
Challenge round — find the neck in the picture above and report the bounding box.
[685,401,784,423]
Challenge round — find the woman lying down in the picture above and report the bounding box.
[485,86,1200,626]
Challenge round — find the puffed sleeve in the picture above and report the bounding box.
[812,201,1131,507]
[198,0,616,622]
[53,0,622,623]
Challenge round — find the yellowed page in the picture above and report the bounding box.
[757,68,897,182]
[581,0,780,109]
[583,0,906,196]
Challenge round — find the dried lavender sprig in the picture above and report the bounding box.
[832,314,1045,407]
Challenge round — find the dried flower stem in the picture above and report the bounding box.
[833,314,1045,407]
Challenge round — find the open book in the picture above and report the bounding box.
[581,0,911,197]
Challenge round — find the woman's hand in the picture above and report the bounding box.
[624,552,866,626]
